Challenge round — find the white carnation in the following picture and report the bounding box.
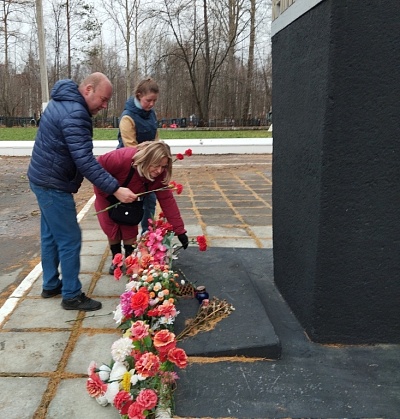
[111,337,132,362]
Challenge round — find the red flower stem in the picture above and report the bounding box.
[93,202,120,215]
[136,185,174,197]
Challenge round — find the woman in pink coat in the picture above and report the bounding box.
[94,141,189,274]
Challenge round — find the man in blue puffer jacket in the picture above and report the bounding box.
[28,72,137,312]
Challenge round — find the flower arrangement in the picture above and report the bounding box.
[86,210,207,419]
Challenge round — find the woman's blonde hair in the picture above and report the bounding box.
[133,141,173,184]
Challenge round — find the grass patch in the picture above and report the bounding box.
[0,127,271,141]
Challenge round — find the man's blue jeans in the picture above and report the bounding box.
[141,192,156,233]
[30,182,82,299]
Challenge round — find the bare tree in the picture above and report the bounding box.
[152,0,251,125]
[0,0,272,125]
[101,0,151,99]
[241,0,255,124]
[49,1,66,82]
[0,0,32,117]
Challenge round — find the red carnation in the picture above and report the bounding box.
[196,235,207,251]
[175,183,183,194]
[184,148,193,156]
[168,347,188,368]
[176,153,184,160]
[113,390,133,412]
[114,266,123,280]
[131,290,150,316]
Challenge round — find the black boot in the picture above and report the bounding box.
[124,244,134,257]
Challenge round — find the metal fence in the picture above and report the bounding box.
[0,115,271,129]
[0,117,39,127]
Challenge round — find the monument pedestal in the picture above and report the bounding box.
[272,0,400,343]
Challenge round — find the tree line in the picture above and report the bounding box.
[0,0,272,127]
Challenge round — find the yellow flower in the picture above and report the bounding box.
[121,371,131,392]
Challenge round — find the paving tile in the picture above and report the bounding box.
[47,378,120,419]
[0,377,49,419]
[242,216,272,225]
[194,200,231,208]
[3,298,77,329]
[81,298,120,329]
[206,225,249,237]
[179,214,199,222]
[0,331,70,373]
[260,239,273,248]
[202,216,240,224]
[81,240,108,256]
[81,229,106,241]
[248,225,273,237]
[66,332,121,374]
[80,216,102,230]
[92,273,127,297]
[80,255,103,272]
[183,224,205,236]
[210,238,260,248]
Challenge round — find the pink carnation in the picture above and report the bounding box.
[131,320,149,340]
[135,352,160,378]
[127,401,146,419]
[86,373,107,398]
[158,300,177,319]
[168,347,188,368]
[136,388,158,410]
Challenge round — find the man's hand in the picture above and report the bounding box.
[114,187,137,203]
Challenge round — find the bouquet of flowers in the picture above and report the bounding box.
[86,211,207,419]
